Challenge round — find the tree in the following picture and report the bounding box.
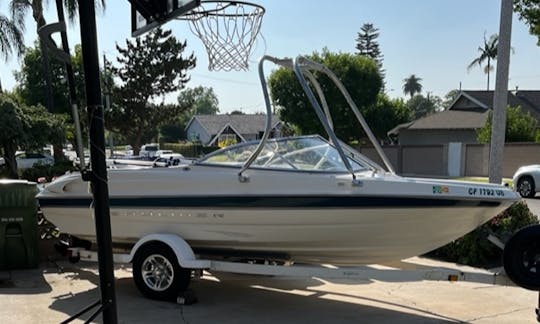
[14,42,86,114]
[0,93,65,178]
[0,9,24,92]
[269,50,382,142]
[477,106,539,143]
[467,33,498,90]
[14,43,88,149]
[364,94,411,141]
[355,23,385,82]
[9,0,106,111]
[10,0,56,113]
[9,0,105,160]
[0,94,24,177]
[402,74,423,98]
[442,89,460,109]
[514,0,540,45]
[407,94,442,119]
[161,86,219,142]
[107,28,196,153]
[177,86,219,115]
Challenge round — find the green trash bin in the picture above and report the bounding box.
[0,179,39,270]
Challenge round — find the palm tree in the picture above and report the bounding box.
[402,74,423,98]
[468,33,498,90]
[0,10,24,92]
[9,0,106,32]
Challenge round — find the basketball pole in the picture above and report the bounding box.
[77,0,118,323]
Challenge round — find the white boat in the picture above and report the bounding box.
[37,55,519,266]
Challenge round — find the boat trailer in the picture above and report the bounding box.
[64,233,514,297]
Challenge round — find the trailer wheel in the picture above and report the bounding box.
[132,242,191,301]
[503,225,540,291]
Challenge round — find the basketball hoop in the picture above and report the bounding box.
[181,1,265,71]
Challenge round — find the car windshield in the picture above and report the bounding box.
[199,135,372,172]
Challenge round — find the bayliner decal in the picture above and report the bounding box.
[468,187,505,197]
[432,186,449,194]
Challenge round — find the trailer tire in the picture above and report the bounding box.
[132,242,191,301]
[503,225,540,291]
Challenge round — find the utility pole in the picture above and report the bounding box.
[489,0,512,184]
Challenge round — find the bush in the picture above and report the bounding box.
[428,201,539,267]
[19,160,77,182]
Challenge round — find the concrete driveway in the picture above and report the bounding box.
[525,197,540,219]
[1,257,538,324]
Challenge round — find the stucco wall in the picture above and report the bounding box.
[359,142,540,178]
[186,120,212,144]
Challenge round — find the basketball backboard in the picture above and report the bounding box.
[130,0,200,37]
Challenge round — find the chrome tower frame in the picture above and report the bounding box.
[238,55,396,182]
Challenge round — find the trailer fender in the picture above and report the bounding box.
[128,234,211,269]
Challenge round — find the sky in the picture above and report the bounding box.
[1,0,540,114]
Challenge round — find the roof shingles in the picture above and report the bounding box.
[402,90,540,132]
[408,110,489,130]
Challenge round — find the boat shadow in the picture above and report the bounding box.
[46,265,462,323]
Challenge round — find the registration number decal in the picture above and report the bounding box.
[468,187,505,197]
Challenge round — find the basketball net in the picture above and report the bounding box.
[183,1,265,71]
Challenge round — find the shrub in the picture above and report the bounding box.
[428,201,539,267]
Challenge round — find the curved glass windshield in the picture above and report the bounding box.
[200,136,371,172]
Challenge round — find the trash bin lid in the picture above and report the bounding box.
[0,180,38,208]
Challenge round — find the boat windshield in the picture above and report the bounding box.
[199,136,371,172]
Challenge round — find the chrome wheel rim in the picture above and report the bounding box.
[519,179,532,197]
[141,254,174,291]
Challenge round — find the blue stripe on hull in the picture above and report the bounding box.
[37,196,501,208]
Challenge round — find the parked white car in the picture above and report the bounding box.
[513,164,540,198]
[16,152,54,169]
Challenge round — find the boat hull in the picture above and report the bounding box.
[37,166,519,265]
[40,196,511,265]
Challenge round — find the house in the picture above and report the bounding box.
[185,114,283,145]
[388,90,540,145]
